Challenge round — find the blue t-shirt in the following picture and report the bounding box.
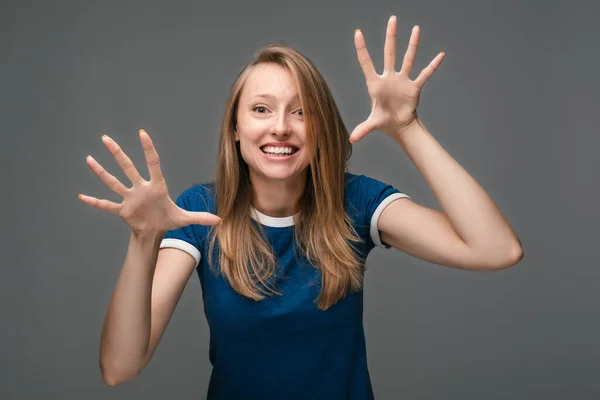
[159,173,410,399]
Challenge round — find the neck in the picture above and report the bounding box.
[250,171,307,217]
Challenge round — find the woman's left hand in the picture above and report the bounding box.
[349,15,445,143]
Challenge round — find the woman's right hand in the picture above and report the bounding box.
[79,129,222,235]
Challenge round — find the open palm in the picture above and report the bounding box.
[349,16,445,143]
[79,130,221,234]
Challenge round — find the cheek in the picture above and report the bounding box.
[296,123,308,143]
[238,135,260,156]
[237,132,261,163]
[237,139,252,159]
[237,120,265,141]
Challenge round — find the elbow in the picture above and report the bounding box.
[99,341,149,386]
[511,241,524,264]
[100,360,141,387]
[102,373,124,387]
[101,369,139,387]
[487,241,524,271]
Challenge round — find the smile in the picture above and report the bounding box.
[260,145,299,156]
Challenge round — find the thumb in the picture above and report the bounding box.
[185,210,222,226]
[349,118,377,143]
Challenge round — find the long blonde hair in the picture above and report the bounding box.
[207,43,364,310]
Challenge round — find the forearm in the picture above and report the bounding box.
[99,231,163,383]
[389,118,522,260]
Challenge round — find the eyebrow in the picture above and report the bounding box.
[250,93,300,102]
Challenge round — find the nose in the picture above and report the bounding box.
[271,113,291,137]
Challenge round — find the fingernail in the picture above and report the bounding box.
[139,129,146,134]
[355,29,360,33]
[102,134,108,140]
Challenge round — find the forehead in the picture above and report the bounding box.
[241,63,299,101]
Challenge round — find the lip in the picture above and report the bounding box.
[260,144,300,161]
[259,142,300,161]
[260,142,300,149]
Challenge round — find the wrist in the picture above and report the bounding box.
[130,230,166,247]
[387,117,424,144]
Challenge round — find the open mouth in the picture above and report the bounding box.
[260,145,300,157]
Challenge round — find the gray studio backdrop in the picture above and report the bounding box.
[2,0,598,399]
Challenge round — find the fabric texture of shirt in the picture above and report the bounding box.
[159,172,410,399]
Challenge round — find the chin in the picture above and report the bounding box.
[261,169,305,182]
[251,163,308,183]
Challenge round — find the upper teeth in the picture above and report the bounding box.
[262,146,295,154]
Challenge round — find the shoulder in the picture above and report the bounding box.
[343,172,405,205]
[343,172,410,250]
[344,172,388,192]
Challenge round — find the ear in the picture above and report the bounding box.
[234,125,239,142]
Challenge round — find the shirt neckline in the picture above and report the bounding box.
[250,208,298,228]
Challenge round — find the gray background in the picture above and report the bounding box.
[1,0,598,398]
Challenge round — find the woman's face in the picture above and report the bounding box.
[235,63,310,184]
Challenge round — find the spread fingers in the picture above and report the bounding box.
[78,193,121,214]
[86,155,129,196]
[101,135,144,185]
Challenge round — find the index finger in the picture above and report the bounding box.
[101,135,144,185]
[354,29,377,80]
[400,25,420,77]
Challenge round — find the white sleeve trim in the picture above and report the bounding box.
[159,238,201,268]
[370,193,411,249]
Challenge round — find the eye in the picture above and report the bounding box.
[252,105,268,114]
[295,109,303,116]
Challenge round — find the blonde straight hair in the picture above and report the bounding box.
[207,44,364,310]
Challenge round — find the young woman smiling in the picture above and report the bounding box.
[80,15,523,400]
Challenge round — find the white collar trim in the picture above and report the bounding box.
[250,208,297,227]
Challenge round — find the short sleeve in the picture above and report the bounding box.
[351,174,411,251]
[159,188,203,268]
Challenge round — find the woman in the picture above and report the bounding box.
[79,15,523,399]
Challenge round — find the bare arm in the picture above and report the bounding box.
[99,232,196,386]
[350,19,522,269]
[79,129,219,386]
